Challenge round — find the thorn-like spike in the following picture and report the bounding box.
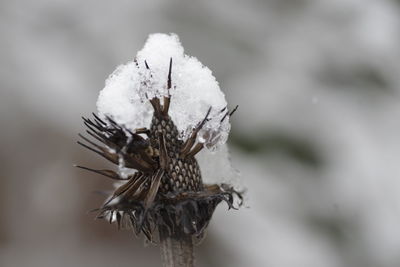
[185,143,204,158]
[167,57,172,89]
[78,133,103,150]
[92,112,107,126]
[77,141,102,155]
[75,165,126,180]
[180,132,196,157]
[221,105,239,122]
[229,105,239,117]
[85,119,105,133]
[83,122,104,138]
[144,169,164,210]
[105,116,122,130]
[83,118,102,132]
[180,107,211,156]
[86,130,106,144]
[122,174,148,199]
[77,140,118,165]
[199,107,212,128]
[85,116,101,128]
[81,116,89,123]
[163,59,173,116]
[88,208,101,214]
[116,173,142,196]
[144,60,150,69]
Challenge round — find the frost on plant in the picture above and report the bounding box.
[77,33,242,242]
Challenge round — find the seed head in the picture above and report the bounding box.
[76,34,243,242]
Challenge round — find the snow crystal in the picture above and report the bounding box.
[97,33,231,149]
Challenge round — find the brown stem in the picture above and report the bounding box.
[159,231,194,267]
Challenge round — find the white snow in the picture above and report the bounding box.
[97,33,231,149]
[196,144,241,187]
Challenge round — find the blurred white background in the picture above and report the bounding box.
[1,0,400,266]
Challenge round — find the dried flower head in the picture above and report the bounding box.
[77,33,242,243]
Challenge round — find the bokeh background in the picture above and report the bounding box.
[1,0,400,266]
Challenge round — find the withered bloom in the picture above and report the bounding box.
[77,33,242,266]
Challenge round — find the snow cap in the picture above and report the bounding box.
[97,33,231,149]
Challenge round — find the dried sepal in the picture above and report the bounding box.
[97,183,242,241]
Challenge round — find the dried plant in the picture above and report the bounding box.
[76,33,243,267]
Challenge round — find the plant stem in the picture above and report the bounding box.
[159,231,194,267]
